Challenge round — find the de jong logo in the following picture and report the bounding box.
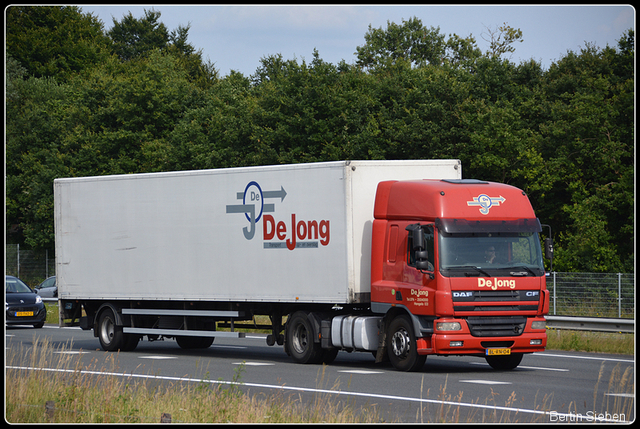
[226,181,330,250]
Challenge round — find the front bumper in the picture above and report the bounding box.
[417,316,547,355]
[6,305,47,326]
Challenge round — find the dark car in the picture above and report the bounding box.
[5,275,47,328]
[34,275,57,298]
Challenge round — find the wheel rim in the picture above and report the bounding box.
[292,323,309,355]
[391,328,410,358]
[100,316,115,345]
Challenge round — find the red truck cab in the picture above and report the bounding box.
[371,179,549,371]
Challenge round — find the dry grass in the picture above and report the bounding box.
[545,328,634,355]
[6,338,634,423]
[5,338,385,423]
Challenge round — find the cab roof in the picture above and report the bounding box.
[374,179,537,222]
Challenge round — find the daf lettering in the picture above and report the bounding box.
[453,291,473,298]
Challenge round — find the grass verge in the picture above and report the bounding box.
[6,338,634,423]
[545,328,634,355]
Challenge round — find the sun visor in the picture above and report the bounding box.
[435,217,542,234]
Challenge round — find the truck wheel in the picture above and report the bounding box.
[286,311,322,364]
[97,308,125,351]
[176,336,214,349]
[485,352,523,370]
[387,315,426,372]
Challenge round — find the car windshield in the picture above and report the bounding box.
[439,231,545,277]
[6,277,33,293]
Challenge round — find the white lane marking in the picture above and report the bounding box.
[54,351,91,355]
[138,356,178,360]
[232,362,274,366]
[459,380,512,385]
[338,370,384,374]
[469,362,569,372]
[517,365,569,371]
[7,365,631,423]
[605,393,634,398]
[211,345,247,349]
[534,352,633,363]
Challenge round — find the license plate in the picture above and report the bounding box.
[15,311,34,317]
[486,348,511,356]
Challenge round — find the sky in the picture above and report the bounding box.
[80,4,635,77]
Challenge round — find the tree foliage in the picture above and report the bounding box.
[5,6,111,82]
[5,7,634,273]
[356,17,446,69]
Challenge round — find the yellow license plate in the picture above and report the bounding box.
[486,348,511,356]
[15,311,34,317]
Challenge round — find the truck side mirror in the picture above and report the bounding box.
[407,225,424,250]
[544,238,554,260]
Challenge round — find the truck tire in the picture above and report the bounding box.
[387,315,426,372]
[286,311,322,364]
[176,336,214,349]
[485,352,523,370]
[97,308,125,351]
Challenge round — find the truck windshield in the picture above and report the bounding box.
[438,231,545,277]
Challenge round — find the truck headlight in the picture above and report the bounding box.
[531,321,546,330]
[436,321,462,331]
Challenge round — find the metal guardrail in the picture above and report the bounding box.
[545,316,634,333]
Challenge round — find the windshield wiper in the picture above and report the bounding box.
[450,265,492,277]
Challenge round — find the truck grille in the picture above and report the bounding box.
[452,290,540,302]
[466,316,527,337]
[452,290,540,313]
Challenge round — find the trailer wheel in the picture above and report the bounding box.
[485,352,523,370]
[97,308,125,351]
[387,315,426,372]
[286,311,322,364]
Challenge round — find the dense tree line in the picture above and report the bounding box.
[6,6,635,273]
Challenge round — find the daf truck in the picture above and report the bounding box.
[55,160,551,371]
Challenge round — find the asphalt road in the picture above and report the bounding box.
[6,324,635,423]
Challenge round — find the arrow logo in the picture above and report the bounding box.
[467,194,506,215]
[226,181,287,239]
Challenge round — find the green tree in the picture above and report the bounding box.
[5,5,111,81]
[108,8,169,61]
[481,22,524,59]
[108,8,218,87]
[6,75,74,247]
[534,35,634,272]
[355,17,446,69]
